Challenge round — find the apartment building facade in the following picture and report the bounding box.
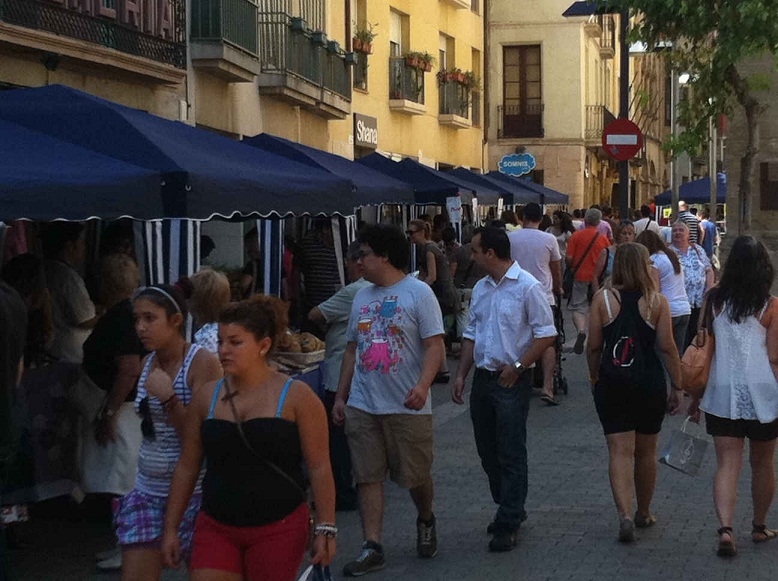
[486,0,668,211]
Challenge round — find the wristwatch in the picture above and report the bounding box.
[512,361,525,373]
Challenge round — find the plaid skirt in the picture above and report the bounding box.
[115,488,201,559]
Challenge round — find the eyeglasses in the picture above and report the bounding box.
[138,397,156,440]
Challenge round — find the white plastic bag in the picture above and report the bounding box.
[659,417,709,476]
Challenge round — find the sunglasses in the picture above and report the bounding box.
[138,397,156,440]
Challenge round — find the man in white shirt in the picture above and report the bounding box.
[452,226,556,553]
[507,203,562,405]
[633,205,661,236]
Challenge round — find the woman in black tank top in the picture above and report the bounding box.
[587,243,683,544]
[161,295,336,580]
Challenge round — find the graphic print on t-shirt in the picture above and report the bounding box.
[356,295,406,374]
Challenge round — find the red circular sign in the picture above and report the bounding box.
[602,118,643,161]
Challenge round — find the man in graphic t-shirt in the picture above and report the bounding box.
[332,224,444,576]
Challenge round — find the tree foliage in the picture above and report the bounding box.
[608,0,778,157]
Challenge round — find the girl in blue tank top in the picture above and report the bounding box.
[161,294,336,581]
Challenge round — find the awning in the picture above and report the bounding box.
[485,172,570,205]
[655,174,727,205]
[0,120,163,221]
[562,1,614,16]
[0,85,358,219]
[445,168,516,205]
[242,133,415,206]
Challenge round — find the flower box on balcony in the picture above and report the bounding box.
[327,40,341,53]
[344,52,357,65]
[290,17,306,33]
[312,31,328,46]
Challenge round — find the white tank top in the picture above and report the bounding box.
[700,302,778,422]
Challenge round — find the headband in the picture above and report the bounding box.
[133,286,182,315]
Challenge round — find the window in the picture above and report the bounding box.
[292,0,324,31]
[502,45,543,138]
[389,10,402,57]
[471,0,479,14]
[761,162,778,211]
[471,47,481,126]
[353,52,368,91]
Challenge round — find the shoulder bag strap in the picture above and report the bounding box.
[222,376,308,503]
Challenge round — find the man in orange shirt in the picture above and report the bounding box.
[565,208,610,354]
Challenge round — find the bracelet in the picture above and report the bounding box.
[313,523,338,538]
[162,394,179,412]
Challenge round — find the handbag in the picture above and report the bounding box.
[659,417,709,476]
[563,232,600,300]
[680,298,715,398]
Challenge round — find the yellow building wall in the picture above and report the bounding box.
[328,0,484,167]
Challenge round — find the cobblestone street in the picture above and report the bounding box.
[9,312,778,580]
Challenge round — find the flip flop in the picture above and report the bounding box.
[540,395,560,406]
[752,523,778,543]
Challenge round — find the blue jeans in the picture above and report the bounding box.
[469,368,532,530]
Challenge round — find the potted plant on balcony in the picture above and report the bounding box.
[327,40,341,53]
[462,70,481,89]
[404,51,422,69]
[352,21,377,54]
[344,52,357,65]
[418,51,436,72]
[290,17,306,33]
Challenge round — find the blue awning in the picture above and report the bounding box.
[562,1,615,16]
[0,85,358,219]
[356,153,495,205]
[0,120,163,221]
[242,133,415,206]
[655,174,727,205]
[485,172,570,205]
[445,168,516,205]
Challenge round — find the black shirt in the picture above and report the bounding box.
[82,299,145,401]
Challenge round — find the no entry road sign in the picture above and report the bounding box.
[602,118,643,161]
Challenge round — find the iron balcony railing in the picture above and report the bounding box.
[585,104,617,140]
[257,10,351,100]
[0,0,186,69]
[471,90,481,127]
[439,81,470,118]
[389,57,424,104]
[191,0,258,56]
[498,103,544,138]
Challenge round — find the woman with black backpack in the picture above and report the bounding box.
[586,243,683,544]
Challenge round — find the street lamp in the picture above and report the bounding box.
[563,1,631,219]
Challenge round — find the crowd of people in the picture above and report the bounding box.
[0,198,775,580]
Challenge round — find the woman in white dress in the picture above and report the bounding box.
[693,236,778,557]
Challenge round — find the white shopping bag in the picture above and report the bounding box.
[659,417,709,476]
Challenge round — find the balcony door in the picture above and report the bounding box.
[503,45,542,138]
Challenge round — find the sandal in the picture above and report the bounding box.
[618,518,635,543]
[751,522,778,543]
[634,512,656,529]
[717,526,737,557]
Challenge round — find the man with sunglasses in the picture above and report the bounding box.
[332,224,445,577]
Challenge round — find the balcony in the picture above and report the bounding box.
[0,0,186,82]
[256,11,351,120]
[438,81,471,129]
[440,0,470,9]
[389,57,425,115]
[585,104,617,142]
[584,15,602,38]
[190,0,260,82]
[599,15,615,59]
[497,103,544,138]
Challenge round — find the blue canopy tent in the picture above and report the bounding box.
[0,85,358,219]
[485,172,570,205]
[446,168,516,205]
[0,120,162,221]
[655,174,727,205]
[243,133,415,206]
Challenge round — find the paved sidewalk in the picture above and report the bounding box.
[9,312,778,580]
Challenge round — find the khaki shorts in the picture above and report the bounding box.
[344,406,433,489]
[568,280,591,314]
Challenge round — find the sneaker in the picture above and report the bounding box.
[416,514,438,558]
[488,526,517,552]
[573,332,587,354]
[342,541,386,577]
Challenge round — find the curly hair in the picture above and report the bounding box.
[713,235,774,323]
[218,294,289,351]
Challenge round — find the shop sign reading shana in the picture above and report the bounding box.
[354,114,378,149]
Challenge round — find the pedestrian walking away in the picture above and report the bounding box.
[587,243,682,543]
[691,236,778,558]
[452,226,557,553]
[332,224,445,577]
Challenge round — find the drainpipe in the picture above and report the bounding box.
[482,0,490,173]
[184,0,196,126]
